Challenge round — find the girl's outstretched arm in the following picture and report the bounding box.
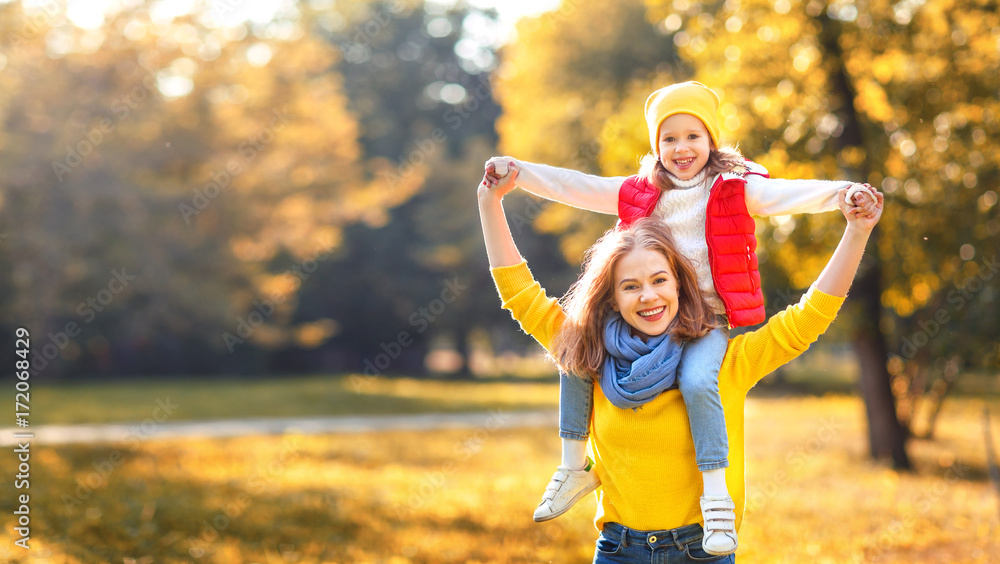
[814,187,884,297]
[745,171,879,218]
[484,157,624,215]
[478,173,522,269]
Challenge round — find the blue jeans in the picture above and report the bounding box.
[559,369,593,441]
[676,325,730,471]
[593,522,736,563]
[559,325,730,472]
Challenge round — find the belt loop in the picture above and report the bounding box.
[671,529,683,549]
[620,525,630,548]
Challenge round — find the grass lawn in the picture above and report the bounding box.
[1,394,998,563]
[11,374,561,425]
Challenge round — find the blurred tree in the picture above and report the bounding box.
[293,1,572,378]
[0,1,416,379]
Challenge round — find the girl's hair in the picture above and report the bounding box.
[638,145,745,192]
[550,218,719,380]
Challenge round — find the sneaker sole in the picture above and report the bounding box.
[532,481,601,523]
[702,539,738,556]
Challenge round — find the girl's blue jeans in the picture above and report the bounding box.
[593,522,736,563]
[560,324,730,472]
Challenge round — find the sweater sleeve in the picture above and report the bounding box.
[513,159,625,215]
[491,260,567,354]
[744,174,853,217]
[721,285,846,393]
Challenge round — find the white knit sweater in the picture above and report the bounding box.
[650,170,724,313]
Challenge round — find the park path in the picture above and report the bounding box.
[0,409,558,446]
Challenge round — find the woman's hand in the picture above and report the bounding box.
[483,157,519,189]
[845,183,878,218]
[816,188,885,296]
[478,160,519,203]
[838,187,883,233]
[478,163,524,269]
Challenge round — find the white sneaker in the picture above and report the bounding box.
[700,495,738,555]
[532,464,600,522]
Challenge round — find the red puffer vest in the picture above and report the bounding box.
[617,162,768,327]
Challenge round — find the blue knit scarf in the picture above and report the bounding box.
[600,312,685,409]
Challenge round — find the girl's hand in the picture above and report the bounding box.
[845,183,878,218]
[483,157,519,189]
[838,187,883,232]
[479,161,519,202]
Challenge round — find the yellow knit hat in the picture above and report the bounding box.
[644,81,721,154]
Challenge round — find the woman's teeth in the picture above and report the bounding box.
[638,307,665,317]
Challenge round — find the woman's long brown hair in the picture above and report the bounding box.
[549,219,719,381]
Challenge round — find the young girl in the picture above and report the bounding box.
[484,81,877,554]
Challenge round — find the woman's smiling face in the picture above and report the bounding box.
[612,248,679,341]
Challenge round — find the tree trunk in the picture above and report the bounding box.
[451,327,474,380]
[853,246,911,469]
[817,13,911,469]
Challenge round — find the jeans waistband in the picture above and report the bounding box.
[601,521,704,549]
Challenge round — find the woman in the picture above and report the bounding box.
[478,171,883,562]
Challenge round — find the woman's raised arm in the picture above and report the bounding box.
[813,187,884,297]
[478,168,523,269]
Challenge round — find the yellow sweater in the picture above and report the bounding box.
[492,260,845,532]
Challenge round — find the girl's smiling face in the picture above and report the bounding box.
[657,113,713,180]
[611,248,679,341]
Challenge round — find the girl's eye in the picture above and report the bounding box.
[663,136,675,143]
[688,134,699,140]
